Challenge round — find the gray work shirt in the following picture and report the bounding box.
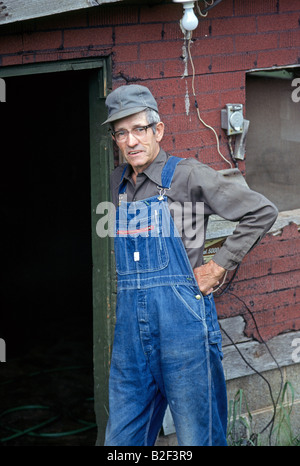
[110,149,278,271]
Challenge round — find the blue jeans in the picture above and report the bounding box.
[105,287,227,446]
[105,157,227,446]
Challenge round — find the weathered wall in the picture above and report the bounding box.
[216,222,300,341]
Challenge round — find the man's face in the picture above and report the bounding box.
[113,111,164,174]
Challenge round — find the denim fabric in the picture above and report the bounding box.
[105,157,228,446]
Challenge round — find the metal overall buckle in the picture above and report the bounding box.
[157,186,169,200]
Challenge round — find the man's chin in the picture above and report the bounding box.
[126,156,147,168]
[126,152,144,161]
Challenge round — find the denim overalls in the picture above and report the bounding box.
[105,156,227,446]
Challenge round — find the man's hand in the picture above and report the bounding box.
[193,260,226,295]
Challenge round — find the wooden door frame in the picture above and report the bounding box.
[0,57,115,445]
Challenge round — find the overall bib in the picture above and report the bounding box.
[105,156,227,446]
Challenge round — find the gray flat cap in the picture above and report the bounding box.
[102,84,159,124]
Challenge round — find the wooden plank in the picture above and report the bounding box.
[0,0,122,25]
[89,60,115,446]
[0,58,104,78]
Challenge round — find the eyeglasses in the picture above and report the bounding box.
[111,123,155,143]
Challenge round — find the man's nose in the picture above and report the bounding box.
[127,131,139,146]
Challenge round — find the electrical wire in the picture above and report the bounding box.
[212,270,228,293]
[202,0,224,14]
[214,269,284,445]
[187,36,233,168]
[195,2,208,18]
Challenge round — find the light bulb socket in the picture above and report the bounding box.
[182,1,196,8]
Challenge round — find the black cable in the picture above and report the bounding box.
[226,291,284,442]
[202,0,223,14]
[214,267,284,445]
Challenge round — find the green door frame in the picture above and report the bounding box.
[0,57,115,445]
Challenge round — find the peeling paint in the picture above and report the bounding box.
[184,81,190,116]
[181,40,188,78]
[269,209,300,237]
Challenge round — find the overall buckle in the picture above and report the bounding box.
[157,186,169,200]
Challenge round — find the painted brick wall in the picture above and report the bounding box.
[0,0,299,341]
[216,223,300,341]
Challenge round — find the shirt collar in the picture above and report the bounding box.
[123,148,168,187]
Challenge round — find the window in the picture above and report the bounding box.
[246,68,300,212]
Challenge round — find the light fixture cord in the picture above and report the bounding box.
[187,36,232,168]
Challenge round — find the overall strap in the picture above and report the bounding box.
[118,165,128,195]
[160,156,183,189]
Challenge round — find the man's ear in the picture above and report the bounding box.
[155,121,165,143]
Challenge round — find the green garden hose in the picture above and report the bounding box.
[0,366,97,443]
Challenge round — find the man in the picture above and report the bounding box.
[102,84,278,446]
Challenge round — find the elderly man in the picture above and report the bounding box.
[102,84,278,446]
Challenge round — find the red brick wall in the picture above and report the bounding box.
[0,0,299,340]
[216,223,300,341]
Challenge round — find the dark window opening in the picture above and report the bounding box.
[246,68,300,212]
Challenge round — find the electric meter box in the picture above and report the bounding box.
[221,104,244,135]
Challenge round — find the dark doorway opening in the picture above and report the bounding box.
[2,70,92,356]
[1,70,95,444]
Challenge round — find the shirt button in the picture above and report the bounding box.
[195,294,201,300]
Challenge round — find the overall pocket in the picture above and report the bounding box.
[115,202,169,275]
[171,284,205,322]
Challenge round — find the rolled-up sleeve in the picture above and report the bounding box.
[188,164,279,270]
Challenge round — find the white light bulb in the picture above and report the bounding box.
[181,4,198,31]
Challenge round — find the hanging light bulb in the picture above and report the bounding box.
[181,2,199,31]
[173,1,199,32]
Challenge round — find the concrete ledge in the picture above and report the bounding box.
[220,316,300,380]
[207,208,300,241]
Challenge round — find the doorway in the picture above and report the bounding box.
[0,61,114,445]
[2,70,92,357]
